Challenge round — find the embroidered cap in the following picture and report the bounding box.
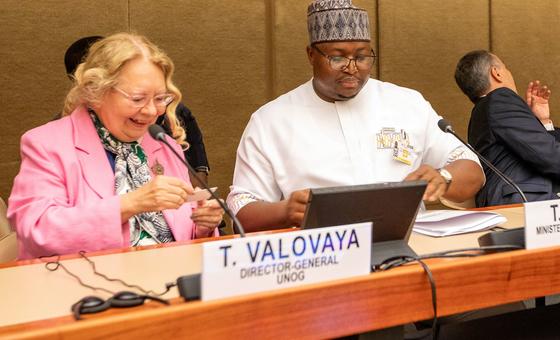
[307,0,371,44]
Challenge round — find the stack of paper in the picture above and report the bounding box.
[413,210,507,237]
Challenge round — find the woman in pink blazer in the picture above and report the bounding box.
[8,33,223,259]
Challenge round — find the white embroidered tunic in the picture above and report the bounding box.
[228,79,481,214]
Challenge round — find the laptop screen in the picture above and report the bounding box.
[302,180,427,243]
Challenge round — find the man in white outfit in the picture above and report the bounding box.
[228,0,484,232]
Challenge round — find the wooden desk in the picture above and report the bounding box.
[3,206,560,339]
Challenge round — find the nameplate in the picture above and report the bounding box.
[201,223,372,301]
[524,199,560,249]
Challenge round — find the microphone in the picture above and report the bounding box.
[148,124,246,237]
[438,119,526,248]
[437,119,527,203]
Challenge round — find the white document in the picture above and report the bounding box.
[186,187,217,202]
[413,210,507,237]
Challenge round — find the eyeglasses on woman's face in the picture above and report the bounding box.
[113,86,175,110]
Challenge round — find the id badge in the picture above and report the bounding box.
[393,141,416,165]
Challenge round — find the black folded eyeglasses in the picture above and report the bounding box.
[72,291,169,320]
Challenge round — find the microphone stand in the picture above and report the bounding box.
[441,122,528,203]
[149,126,247,301]
[438,119,527,248]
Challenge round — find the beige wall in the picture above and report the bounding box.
[1,0,559,203]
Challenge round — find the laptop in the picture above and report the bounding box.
[302,180,427,268]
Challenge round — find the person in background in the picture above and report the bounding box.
[227,0,484,232]
[63,36,211,185]
[455,50,560,206]
[8,33,223,259]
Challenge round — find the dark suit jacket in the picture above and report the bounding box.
[468,87,560,207]
[158,102,210,172]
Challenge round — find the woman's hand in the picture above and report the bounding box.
[120,175,194,221]
[192,199,225,238]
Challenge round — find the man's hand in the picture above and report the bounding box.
[404,165,447,202]
[282,189,310,227]
[525,80,552,123]
[235,189,311,232]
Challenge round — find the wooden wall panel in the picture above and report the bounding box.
[378,0,489,138]
[1,0,559,205]
[491,0,560,122]
[272,0,377,98]
[271,0,310,98]
[129,0,267,198]
[0,0,128,199]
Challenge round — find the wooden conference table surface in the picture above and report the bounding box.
[2,205,560,339]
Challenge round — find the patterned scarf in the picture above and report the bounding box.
[89,110,175,245]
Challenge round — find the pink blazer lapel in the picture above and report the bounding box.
[71,107,115,199]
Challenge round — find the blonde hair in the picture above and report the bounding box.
[62,32,186,146]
